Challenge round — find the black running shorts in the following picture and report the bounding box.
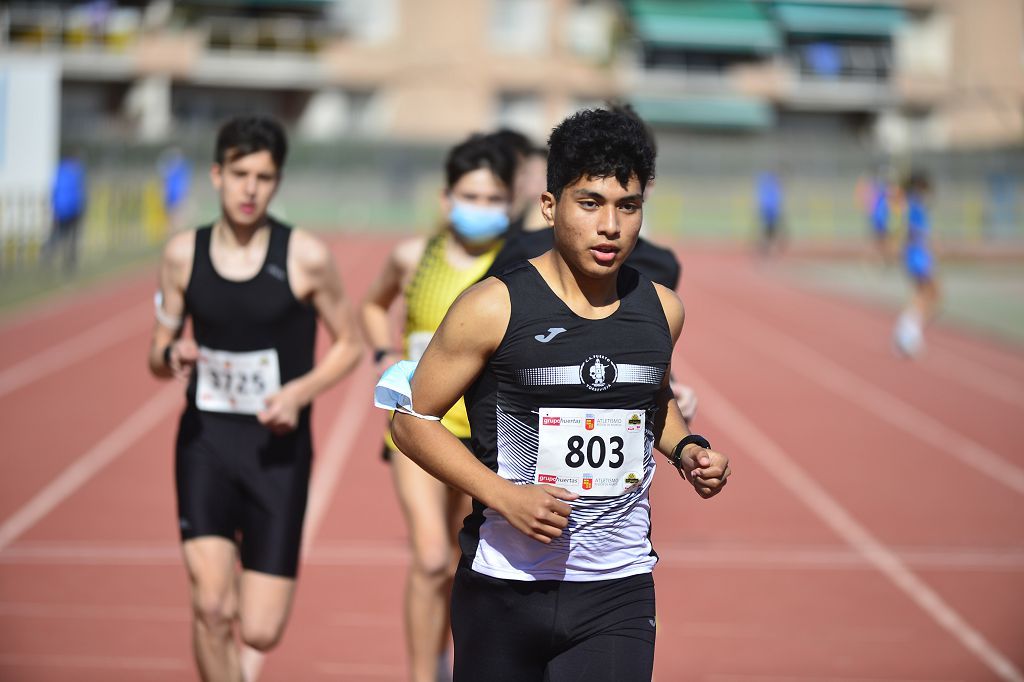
[175,407,312,578]
[451,562,657,681]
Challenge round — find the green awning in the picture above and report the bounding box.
[773,2,905,37]
[632,96,775,129]
[627,1,781,53]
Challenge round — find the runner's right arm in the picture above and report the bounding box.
[391,278,579,544]
[148,231,198,380]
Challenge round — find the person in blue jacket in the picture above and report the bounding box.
[45,151,87,273]
[893,170,940,357]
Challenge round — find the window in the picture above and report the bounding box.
[490,0,550,55]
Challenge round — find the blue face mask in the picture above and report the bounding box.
[448,201,509,244]
[373,360,441,421]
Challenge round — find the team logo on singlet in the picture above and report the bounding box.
[580,354,617,391]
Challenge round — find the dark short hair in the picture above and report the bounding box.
[546,108,655,199]
[214,116,288,170]
[489,128,546,159]
[445,134,516,191]
[904,169,932,194]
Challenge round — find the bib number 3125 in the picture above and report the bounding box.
[196,347,281,416]
[536,408,645,497]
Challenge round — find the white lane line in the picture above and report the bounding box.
[923,345,1024,407]
[316,661,406,677]
[696,287,1024,497]
[0,653,189,671]
[0,602,188,621]
[707,275,1024,407]
[679,360,1024,682]
[0,383,181,551]
[301,362,377,556]
[0,302,148,398]
[248,363,376,682]
[7,541,1024,572]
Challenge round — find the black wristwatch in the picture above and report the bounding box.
[671,434,711,468]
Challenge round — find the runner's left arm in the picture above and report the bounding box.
[258,231,363,434]
[651,284,731,499]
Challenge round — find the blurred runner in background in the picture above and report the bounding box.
[147,115,363,682]
[361,133,515,682]
[893,169,940,357]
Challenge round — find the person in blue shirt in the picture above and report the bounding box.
[893,170,940,357]
[159,147,191,231]
[756,170,785,255]
[867,169,893,264]
[45,151,87,274]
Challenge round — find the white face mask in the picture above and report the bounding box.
[373,360,441,421]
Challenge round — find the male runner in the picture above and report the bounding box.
[391,108,731,681]
[147,115,362,681]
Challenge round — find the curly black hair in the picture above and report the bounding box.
[215,116,288,170]
[445,133,516,191]
[546,108,656,200]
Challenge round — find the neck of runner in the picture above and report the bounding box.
[541,250,622,318]
[215,217,269,249]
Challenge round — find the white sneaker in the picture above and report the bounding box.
[893,314,924,358]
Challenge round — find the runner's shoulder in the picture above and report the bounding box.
[288,228,334,276]
[391,234,429,274]
[162,229,196,274]
[652,282,684,336]
[446,276,511,339]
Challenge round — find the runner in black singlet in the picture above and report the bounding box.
[147,116,362,681]
[391,108,731,681]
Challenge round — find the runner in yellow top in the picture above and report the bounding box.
[361,133,514,682]
[399,231,501,437]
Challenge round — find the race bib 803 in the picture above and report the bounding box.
[536,407,646,497]
[196,347,280,415]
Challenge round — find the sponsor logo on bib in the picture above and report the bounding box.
[538,473,557,484]
[585,414,595,430]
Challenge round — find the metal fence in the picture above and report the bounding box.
[3,132,1021,275]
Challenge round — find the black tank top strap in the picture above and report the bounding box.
[265,219,290,271]
[190,224,215,283]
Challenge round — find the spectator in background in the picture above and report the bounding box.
[857,164,897,266]
[158,147,191,232]
[44,149,88,275]
[756,169,785,255]
[893,170,940,357]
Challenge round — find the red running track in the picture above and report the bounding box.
[0,239,1021,681]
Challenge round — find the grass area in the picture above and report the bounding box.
[778,258,1024,348]
[0,246,160,319]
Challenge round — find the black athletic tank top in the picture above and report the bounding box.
[462,262,673,581]
[183,219,317,416]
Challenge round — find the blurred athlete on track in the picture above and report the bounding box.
[148,115,362,682]
[362,133,515,682]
